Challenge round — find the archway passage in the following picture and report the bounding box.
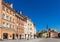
[12,34,15,39]
[58,33,60,38]
[16,34,18,39]
[20,35,21,39]
[3,33,8,39]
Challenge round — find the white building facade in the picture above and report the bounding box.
[24,21,28,39]
[27,19,36,39]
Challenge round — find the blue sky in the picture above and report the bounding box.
[4,0,60,32]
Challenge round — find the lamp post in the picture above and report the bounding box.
[48,28,51,38]
[46,25,51,38]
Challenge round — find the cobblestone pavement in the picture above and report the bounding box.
[0,38,60,42]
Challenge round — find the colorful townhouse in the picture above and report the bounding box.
[0,0,36,40]
[0,0,17,40]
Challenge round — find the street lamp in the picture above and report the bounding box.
[46,25,51,38]
[48,28,51,38]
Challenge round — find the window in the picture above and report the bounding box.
[11,19,13,22]
[16,19,18,23]
[8,17,10,21]
[10,11,12,15]
[2,14,5,19]
[10,24,12,28]
[11,12,12,15]
[12,12,14,15]
[6,23,8,28]
[2,22,5,27]
[10,25,14,29]
[10,11,11,14]
[20,24,21,26]
[10,17,14,22]
[13,19,14,22]
[13,13,15,16]
[28,24,29,25]
[6,16,8,20]
[9,10,10,14]
[30,24,32,26]
[10,17,12,22]
[13,25,14,28]
[2,6,5,11]
[11,25,13,28]
[11,18,14,22]
[6,8,8,13]
[8,24,10,28]
[5,23,8,28]
[30,28,32,30]
[12,25,14,29]
[30,32,32,35]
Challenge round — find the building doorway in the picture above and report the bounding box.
[12,34,15,39]
[25,34,26,39]
[16,34,18,39]
[20,35,21,39]
[58,33,60,38]
[3,33,8,39]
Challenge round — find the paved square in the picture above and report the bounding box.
[0,38,60,42]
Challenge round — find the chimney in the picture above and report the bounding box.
[20,11,23,14]
[9,4,13,8]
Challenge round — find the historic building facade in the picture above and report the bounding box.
[0,0,17,40]
[27,19,36,39]
[16,12,27,39]
[49,30,58,38]
[0,0,36,40]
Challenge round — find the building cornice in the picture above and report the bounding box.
[2,1,16,13]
